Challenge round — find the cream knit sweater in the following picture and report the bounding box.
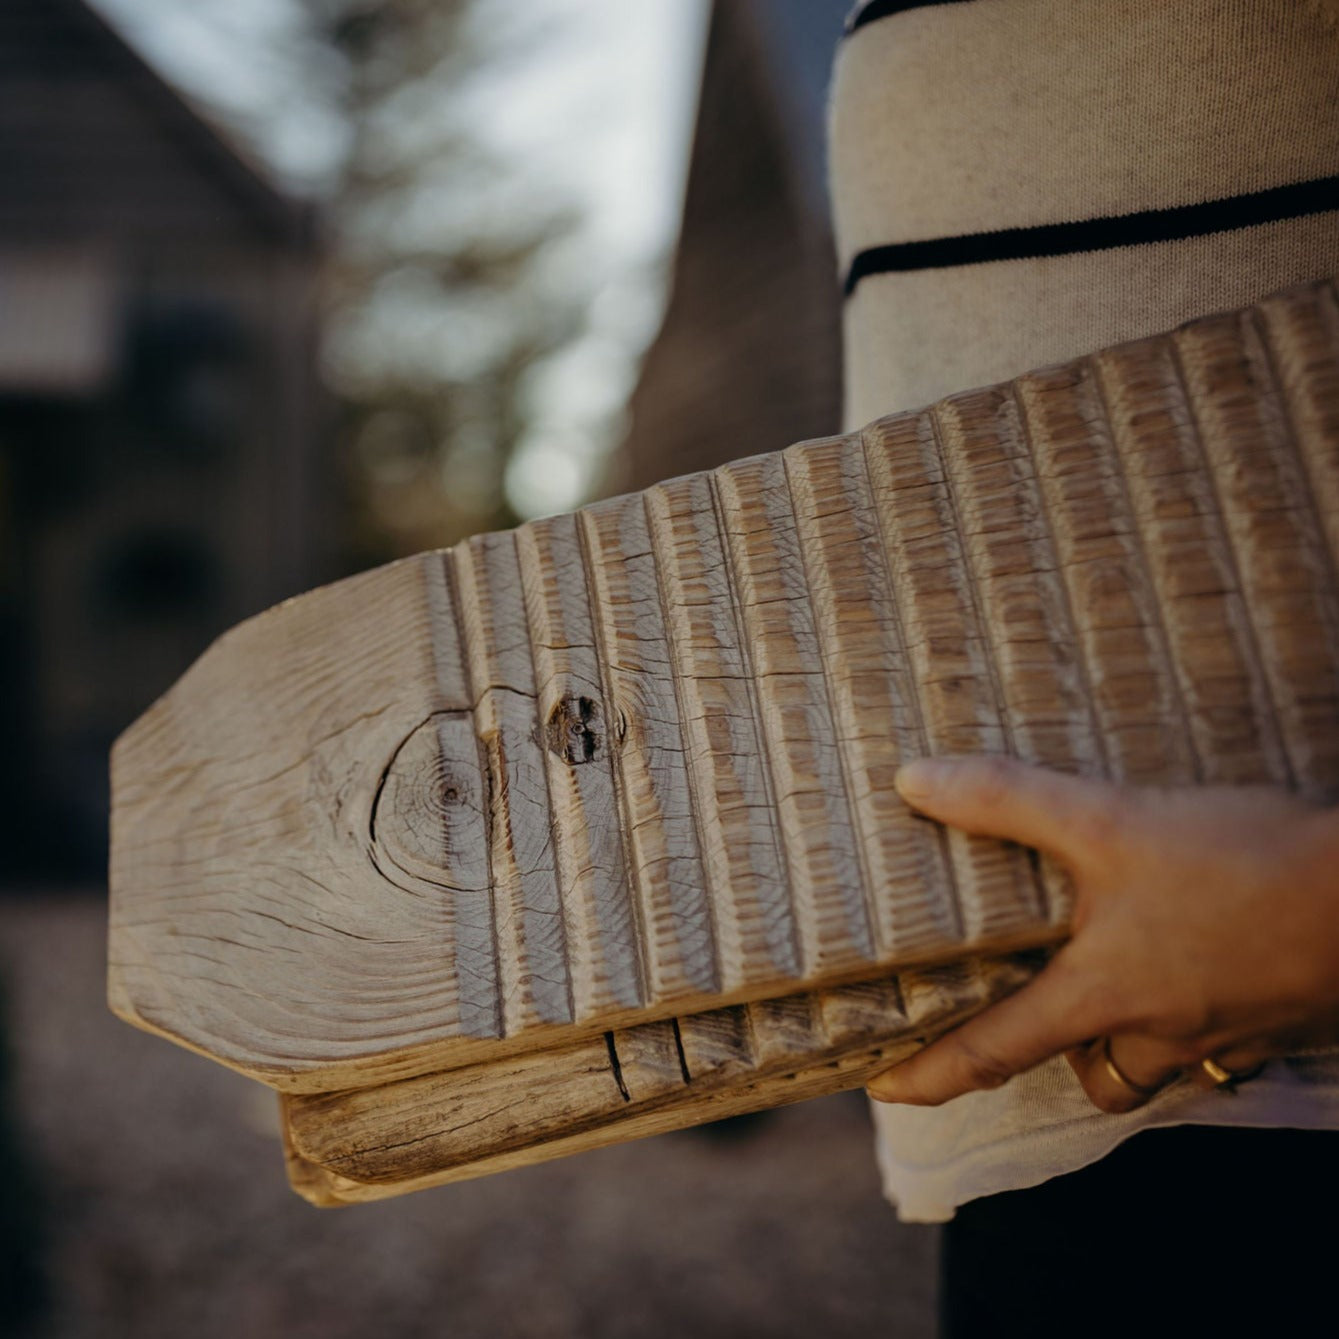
[831,0,1339,1222]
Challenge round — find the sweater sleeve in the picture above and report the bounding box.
[832,0,1339,427]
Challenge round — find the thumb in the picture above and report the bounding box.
[895,755,1118,869]
[867,950,1102,1105]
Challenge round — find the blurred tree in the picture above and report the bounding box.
[310,0,584,568]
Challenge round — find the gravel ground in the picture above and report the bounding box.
[0,895,938,1339]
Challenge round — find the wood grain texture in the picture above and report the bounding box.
[860,409,1041,941]
[1014,363,1194,787]
[1094,335,1287,784]
[110,281,1339,1200]
[645,473,798,988]
[517,514,645,1020]
[579,495,717,1001]
[1175,307,1339,798]
[454,531,572,1035]
[282,954,1041,1206]
[109,555,492,1088]
[716,452,873,975]
[784,434,958,959]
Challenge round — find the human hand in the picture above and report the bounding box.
[866,757,1339,1113]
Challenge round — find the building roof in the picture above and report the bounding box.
[0,0,311,248]
[742,0,852,212]
[616,0,849,492]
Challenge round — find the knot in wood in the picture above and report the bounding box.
[370,712,488,892]
[545,695,602,765]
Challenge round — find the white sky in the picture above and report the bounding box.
[465,1,709,279]
[89,0,711,517]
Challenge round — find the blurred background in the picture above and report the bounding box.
[0,0,935,1333]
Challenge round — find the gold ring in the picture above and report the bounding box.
[1101,1037,1163,1099]
[1200,1057,1265,1092]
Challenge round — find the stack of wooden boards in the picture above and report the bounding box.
[109,281,1339,1205]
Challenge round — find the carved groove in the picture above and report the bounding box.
[1175,311,1339,796]
[646,475,797,988]
[517,514,644,1017]
[789,433,961,955]
[862,410,1040,942]
[454,532,573,1032]
[1263,285,1339,580]
[715,452,873,976]
[1096,338,1286,785]
[579,496,720,1000]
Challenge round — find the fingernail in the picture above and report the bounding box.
[866,1069,909,1103]
[894,758,955,804]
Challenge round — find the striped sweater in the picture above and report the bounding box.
[831,0,1339,1221]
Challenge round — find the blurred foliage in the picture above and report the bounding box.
[309,0,585,569]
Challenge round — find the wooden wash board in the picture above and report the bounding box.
[109,282,1339,1205]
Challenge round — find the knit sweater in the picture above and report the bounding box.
[831,0,1339,1222]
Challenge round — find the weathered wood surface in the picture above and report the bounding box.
[283,955,1042,1206]
[109,281,1339,1201]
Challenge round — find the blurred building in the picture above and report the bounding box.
[0,0,325,879]
[618,0,851,490]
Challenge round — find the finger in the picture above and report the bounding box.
[1190,1041,1274,1091]
[1067,1035,1189,1114]
[894,756,1122,868]
[867,953,1101,1106]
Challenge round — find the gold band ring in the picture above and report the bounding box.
[1200,1057,1265,1092]
[1101,1037,1163,1100]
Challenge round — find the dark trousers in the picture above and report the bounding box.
[939,1125,1336,1337]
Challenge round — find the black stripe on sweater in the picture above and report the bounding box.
[846,0,977,36]
[843,174,1339,297]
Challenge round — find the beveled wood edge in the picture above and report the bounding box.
[111,920,1068,1095]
